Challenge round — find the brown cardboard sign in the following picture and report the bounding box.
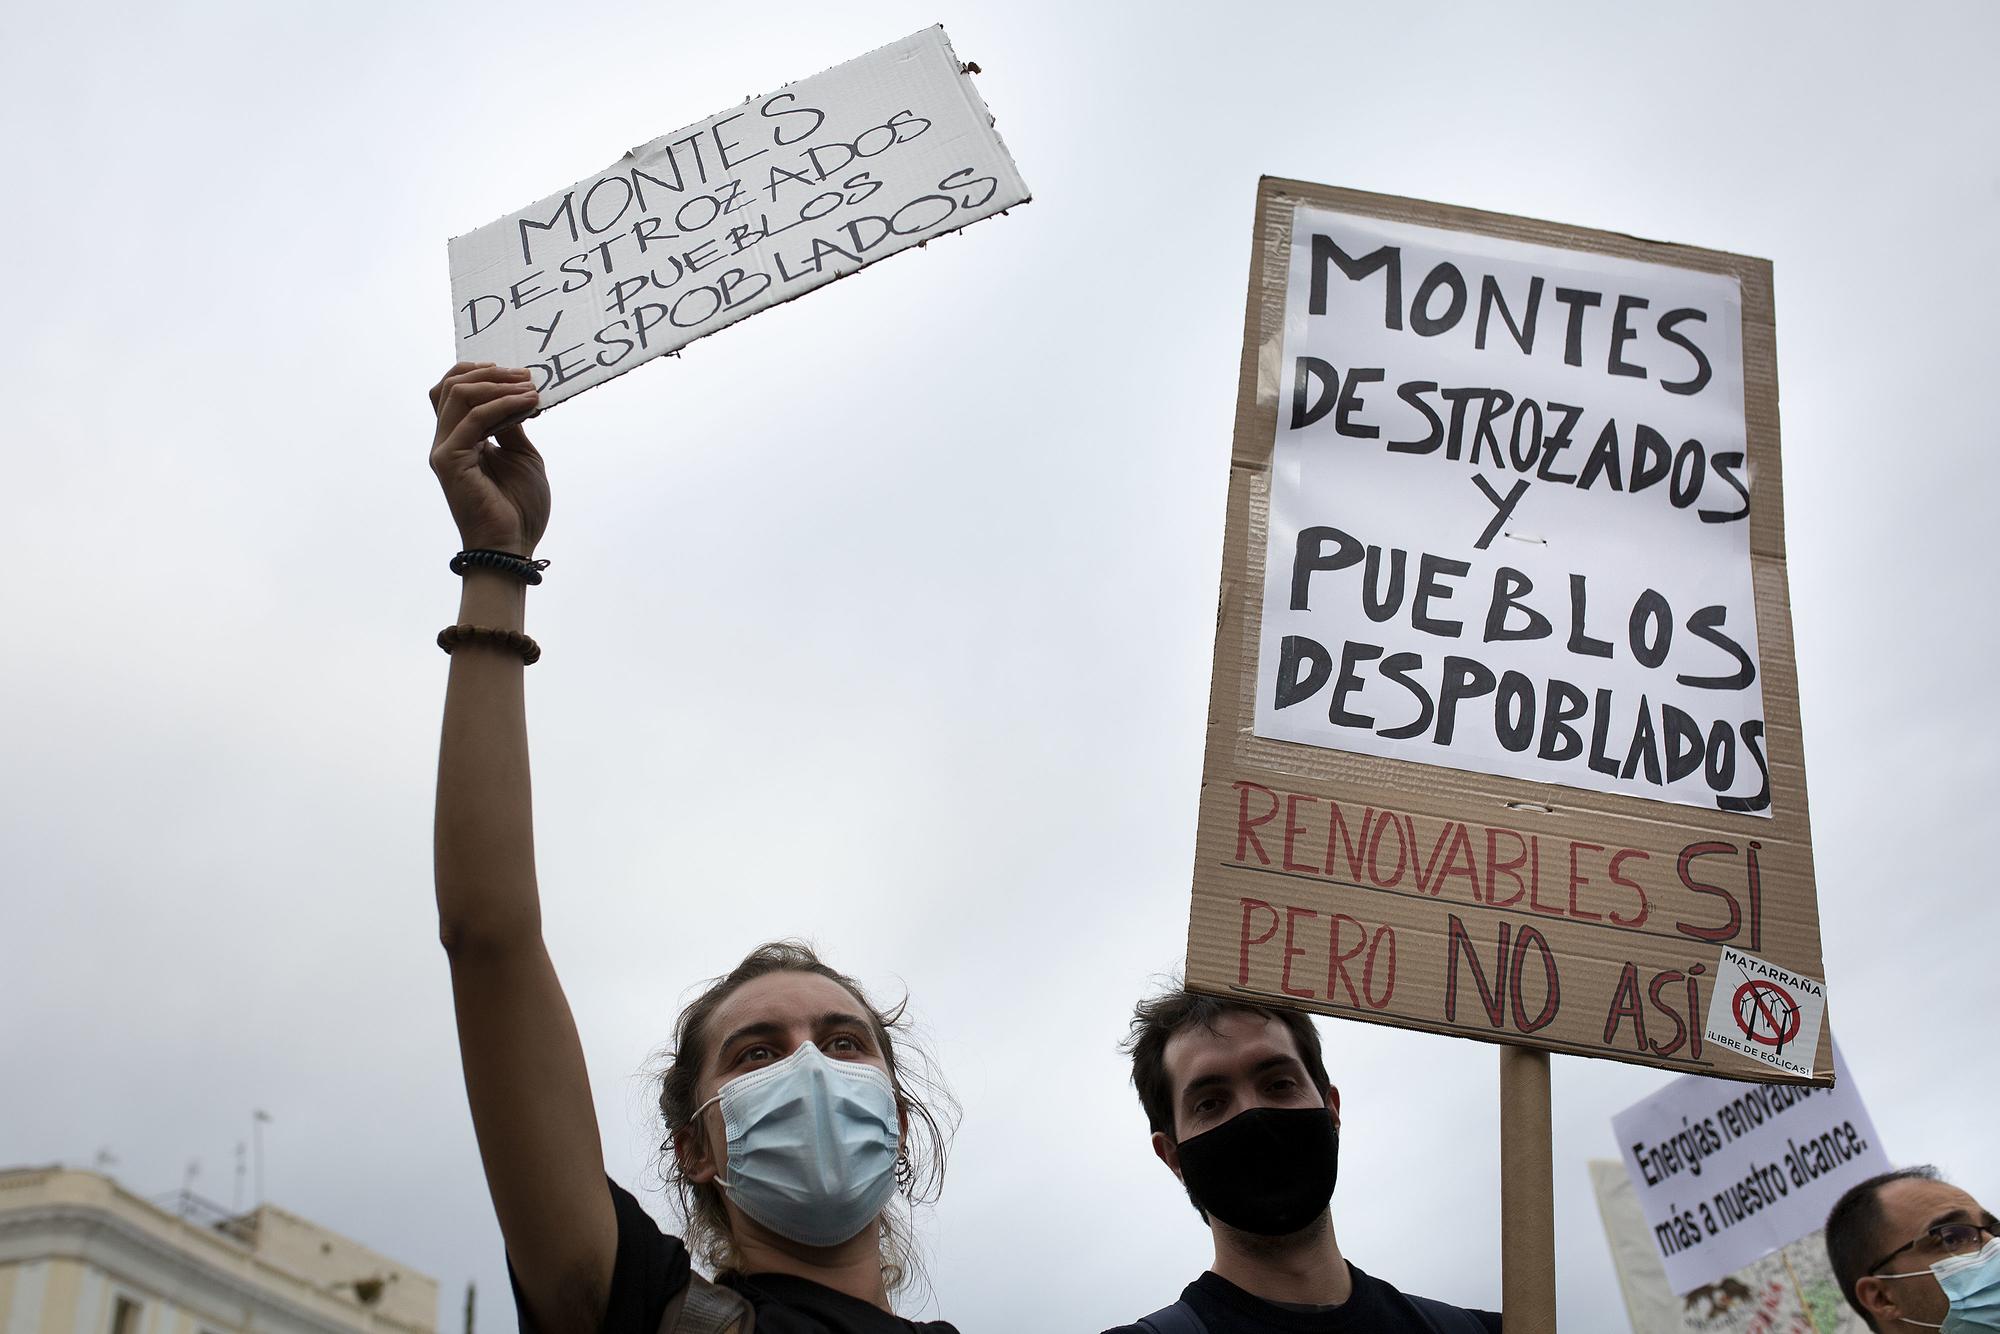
[1186,180,1828,1085]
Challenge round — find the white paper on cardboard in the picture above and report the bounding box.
[1254,206,1769,814]
[1611,1044,1888,1294]
[447,27,1029,407]
[1702,946,1827,1078]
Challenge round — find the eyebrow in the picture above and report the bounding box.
[1922,1207,1979,1232]
[815,1011,877,1044]
[1179,1055,1303,1105]
[716,1011,877,1058]
[717,1020,788,1057]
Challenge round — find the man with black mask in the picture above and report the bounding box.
[1102,989,1500,1334]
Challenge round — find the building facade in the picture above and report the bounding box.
[0,1169,436,1334]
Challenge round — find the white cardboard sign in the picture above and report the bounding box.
[1612,1044,1889,1294]
[447,27,1029,407]
[1589,1160,1866,1333]
[1255,207,1769,813]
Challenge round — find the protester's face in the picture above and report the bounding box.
[1855,1178,1998,1329]
[678,970,894,1186]
[1151,1012,1337,1177]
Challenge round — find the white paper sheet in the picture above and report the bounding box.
[1591,1159,1868,1332]
[1611,1044,1889,1293]
[1255,207,1769,813]
[447,27,1029,407]
[1702,947,1828,1079]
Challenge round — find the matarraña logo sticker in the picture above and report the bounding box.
[1702,947,1825,1078]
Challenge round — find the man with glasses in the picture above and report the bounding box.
[1825,1166,2000,1330]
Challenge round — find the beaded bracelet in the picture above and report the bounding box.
[450,549,550,585]
[437,624,542,665]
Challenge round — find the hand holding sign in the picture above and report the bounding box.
[427,363,549,558]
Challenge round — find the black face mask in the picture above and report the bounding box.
[1175,1106,1339,1237]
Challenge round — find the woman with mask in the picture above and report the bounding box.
[427,362,956,1334]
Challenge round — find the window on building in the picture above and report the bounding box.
[109,1296,142,1334]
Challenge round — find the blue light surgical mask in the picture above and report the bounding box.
[697,1041,901,1248]
[1885,1236,2000,1331]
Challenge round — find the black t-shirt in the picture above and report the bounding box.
[511,1180,958,1334]
[1101,1266,1501,1334]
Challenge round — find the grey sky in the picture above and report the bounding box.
[3,1,1995,1329]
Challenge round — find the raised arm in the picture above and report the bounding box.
[429,364,616,1334]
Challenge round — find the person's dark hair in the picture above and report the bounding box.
[654,941,955,1292]
[1122,985,1332,1139]
[1826,1164,1944,1330]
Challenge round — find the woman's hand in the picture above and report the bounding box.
[428,367,618,1331]
[428,363,550,556]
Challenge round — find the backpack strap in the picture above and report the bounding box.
[1135,1300,1207,1334]
[656,1271,755,1334]
[1407,1293,1490,1334]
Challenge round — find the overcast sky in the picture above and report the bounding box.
[4,2,1996,1330]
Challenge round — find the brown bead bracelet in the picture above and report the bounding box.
[437,624,542,665]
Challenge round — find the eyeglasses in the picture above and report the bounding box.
[1869,1222,1998,1276]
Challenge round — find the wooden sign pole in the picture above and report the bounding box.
[1500,1044,1557,1333]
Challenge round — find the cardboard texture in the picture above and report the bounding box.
[447,27,1030,408]
[1186,180,1828,1086]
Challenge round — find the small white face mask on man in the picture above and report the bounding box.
[1882,1236,2000,1331]
[695,1041,901,1248]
